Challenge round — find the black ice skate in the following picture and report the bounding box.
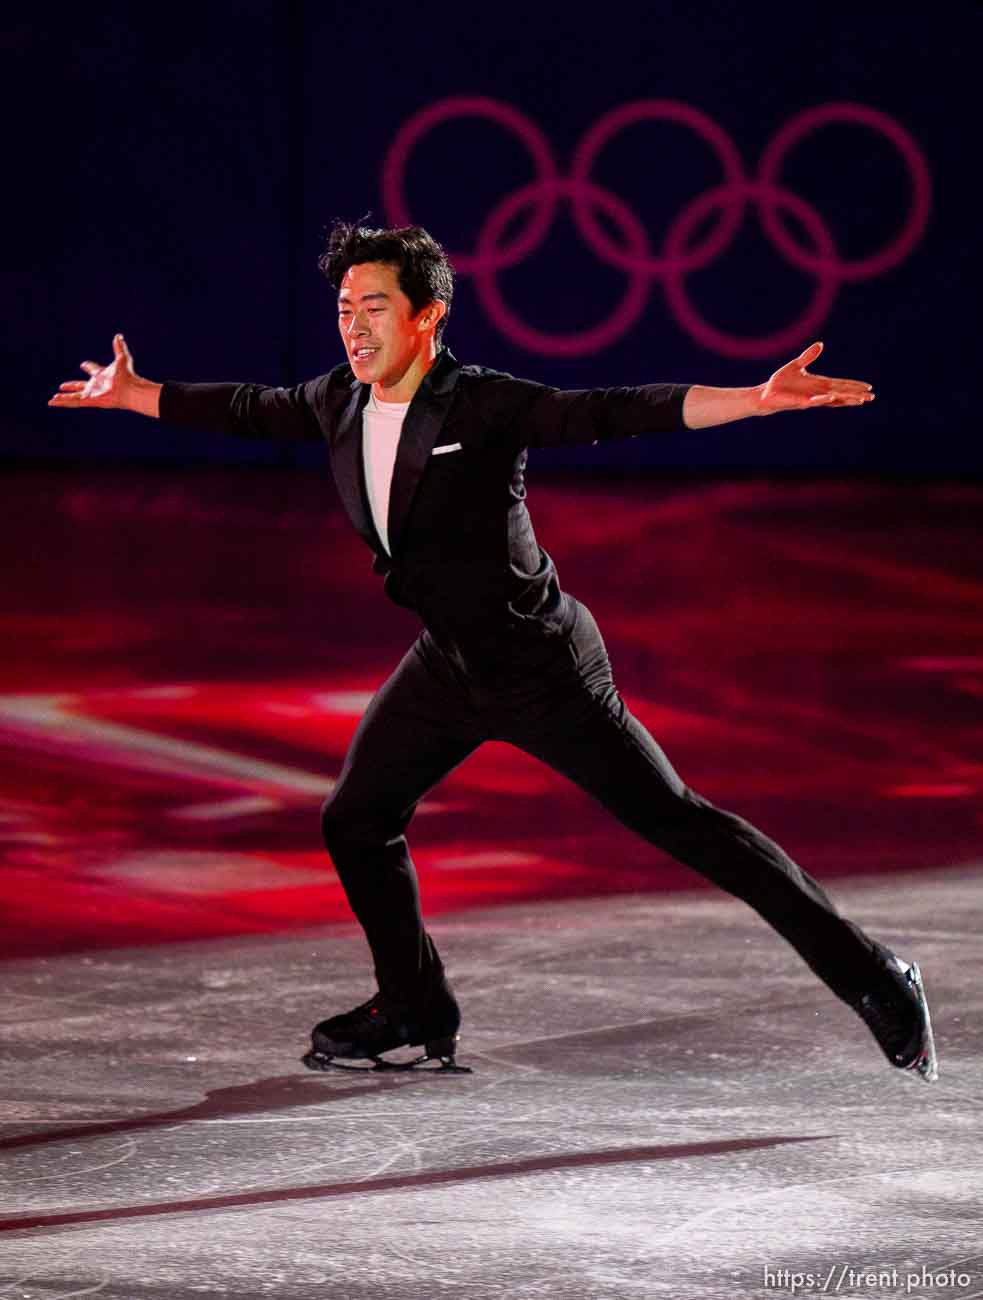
[301,989,471,1074]
[852,949,938,1083]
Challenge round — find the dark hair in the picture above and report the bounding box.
[318,219,454,344]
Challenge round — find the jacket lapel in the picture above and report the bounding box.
[329,379,379,551]
[386,349,462,555]
[329,349,463,558]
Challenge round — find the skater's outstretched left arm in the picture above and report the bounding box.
[507,340,874,448]
[681,341,874,429]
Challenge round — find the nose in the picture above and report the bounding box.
[346,311,369,338]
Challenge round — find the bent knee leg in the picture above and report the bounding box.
[321,794,379,852]
[320,790,412,858]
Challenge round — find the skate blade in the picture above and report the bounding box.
[301,1042,472,1075]
[905,962,939,1084]
[302,1050,376,1072]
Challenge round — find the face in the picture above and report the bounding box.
[337,261,439,389]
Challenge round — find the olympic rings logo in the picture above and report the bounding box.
[382,97,931,359]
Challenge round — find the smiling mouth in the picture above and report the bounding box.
[353,347,380,361]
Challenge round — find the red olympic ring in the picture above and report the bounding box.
[570,99,747,276]
[382,97,932,358]
[473,177,652,358]
[663,180,839,360]
[756,102,932,281]
[382,96,559,275]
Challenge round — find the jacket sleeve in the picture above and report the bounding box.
[158,375,331,442]
[488,374,691,448]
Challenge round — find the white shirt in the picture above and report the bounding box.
[362,390,411,556]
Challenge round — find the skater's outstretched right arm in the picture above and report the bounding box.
[48,334,327,443]
[49,334,162,418]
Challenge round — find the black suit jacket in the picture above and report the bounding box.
[160,348,690,656]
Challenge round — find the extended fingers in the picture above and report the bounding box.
[793,344,874,396]
[830,384,875,401]
[813,374,874,394]
[809,392,875,407]
[49,379,98,406]
[51,342,125,407]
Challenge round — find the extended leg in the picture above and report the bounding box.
[499,604,879,1005]
[497,603,937,1079]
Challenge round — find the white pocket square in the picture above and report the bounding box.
[431,442,463,456]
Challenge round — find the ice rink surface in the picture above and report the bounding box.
[1,474,980,1296]
[2,869,980,1300]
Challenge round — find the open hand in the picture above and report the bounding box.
[48,334,140,410]
[759,342,874,413]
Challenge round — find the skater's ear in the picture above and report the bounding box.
[416,298,447,335]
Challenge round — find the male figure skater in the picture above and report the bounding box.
[50,222,937,1082]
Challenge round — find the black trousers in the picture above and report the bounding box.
[320,599,880,1008]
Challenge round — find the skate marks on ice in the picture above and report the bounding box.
[0,878,981,1298]
[0,1074,425,1154]
[0,1135,830,1236]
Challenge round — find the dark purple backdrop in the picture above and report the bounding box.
[6,2,977,472]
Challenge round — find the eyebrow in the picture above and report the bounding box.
[337,291,391,305]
